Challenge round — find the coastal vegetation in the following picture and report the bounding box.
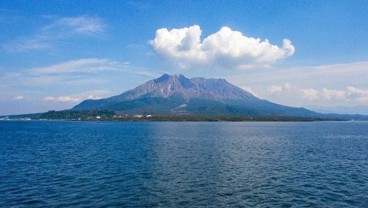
[1,110,358,122]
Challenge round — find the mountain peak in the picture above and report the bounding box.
[154,73,170,83]
[154,73,186,83]
[77,73,257,104]
[172,73,184,77]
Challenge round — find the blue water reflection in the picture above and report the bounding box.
[0,121,367,207]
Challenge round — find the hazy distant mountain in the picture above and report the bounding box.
[307,105,368,115]
[73,74,319,117]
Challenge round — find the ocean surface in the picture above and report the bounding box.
[0,121,367,207]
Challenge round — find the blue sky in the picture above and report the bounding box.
[1,0,368,115]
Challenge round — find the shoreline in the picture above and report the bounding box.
[2,110,367,122]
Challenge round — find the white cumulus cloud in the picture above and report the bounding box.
[150,25,295,69]
[240,86,259,97]
[43,96,81,103]
[268,83,368,103]
[268,83,296,94]
[42,90,111,104]
[269,85,283,93]
[301,89,320,101]
[321,88,346,100]
[13,95,24,100]
[346,87,368,102]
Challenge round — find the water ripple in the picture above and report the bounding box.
[0,121,367,207]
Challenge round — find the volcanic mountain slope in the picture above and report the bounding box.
[73,74,319,117]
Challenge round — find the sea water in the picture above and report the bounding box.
[0,121,367,207]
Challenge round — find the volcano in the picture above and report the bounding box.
[73,74,318,117]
